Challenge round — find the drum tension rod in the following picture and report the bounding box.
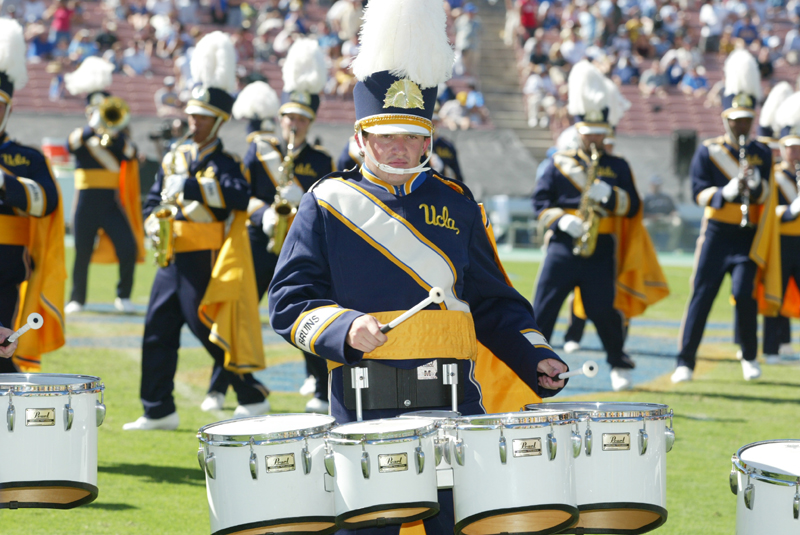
[351,368,369,422]
[443,364,458,413]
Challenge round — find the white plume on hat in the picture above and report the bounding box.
[605,77,630,127]
[191,31,237,93]
[0,18,28,90]
[774,91,800,132]
[65,57,114,96]
[233,81,280,120]
[759,81,793,129]
[351,0,454,89]
[567,60,608,116]
[723,49,761,100]
[282,38,327,94]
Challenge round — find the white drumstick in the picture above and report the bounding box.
[558,360,599,379]
[380,287,445,333]
[0,313,44,347]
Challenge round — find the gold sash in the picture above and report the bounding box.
[0,214,30,246]
[173,221,225,253]
[74,169,120,190]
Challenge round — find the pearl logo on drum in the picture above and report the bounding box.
[378,453,409,473]
[512,438,543,457]
[25,408,55,426]
[265,453,296,473]
[602,433,631,451]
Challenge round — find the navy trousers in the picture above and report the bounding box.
[678,220,758,368]
[0,276,21,373]
[563,293,586,344]
[141,249,267,418]
[533,234,630,368]
[70,189,137,304]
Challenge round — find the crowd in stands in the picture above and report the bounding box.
[0,0,491,129]
[509,0,800,132]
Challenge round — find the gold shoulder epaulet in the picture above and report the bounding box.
[703,135,725,147]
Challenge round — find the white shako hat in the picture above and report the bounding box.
[65,56,114,106]
[721,49,761,121]
[351,0,454,136]
[185,31,237,120]
[0,17,28,106]
[233,80,280,133]
[280,38,327,120]
[758,81,793,140]
[567,60,611,136]
[775,91,800,147]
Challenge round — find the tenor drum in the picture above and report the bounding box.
[525,402,674,534]
[730,440,800,535]
[452,410,580,535]
[329,417,440,529]
[198,413,338,535]
[400,410,461,489]
[0,373,106,509]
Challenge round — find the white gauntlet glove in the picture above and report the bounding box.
[558,214,584,238]
[163,174,187,200]
[587,181,612,203]
[746,166,761,190]
[722,178,742,202]
[279,182,304,205]
[790,197,800,218]
[144,215,160,238]
[261,206,278,238]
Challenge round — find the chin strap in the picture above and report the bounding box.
[357,129,432,175]
[0,103,10,136]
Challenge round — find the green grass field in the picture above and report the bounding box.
[2,251,796,534]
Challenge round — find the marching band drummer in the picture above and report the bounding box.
[672,49,780,383]
[532,60,668,392]
[124,32,269,431]
[63,56,145,315]
[268,1,567,532]
[0,17,66,372]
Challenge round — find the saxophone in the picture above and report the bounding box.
[573,143,602,257]
[738,134,753,228]
[151,129,194,267]
[268,127,298,254]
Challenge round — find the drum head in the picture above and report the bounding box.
[525,402,669,419]
[739,440,800,478]
[200,413,336,443]
[330,418,437,442]
[399,410,460,420]
[0,373,102,393]
[458,410,573,429]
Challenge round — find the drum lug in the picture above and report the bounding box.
[434,439,443,467]
[205,452,216,480]
[302,447,312,475]
[249,438,258,480]
[415,445,425,474]
[6,393,14,432]
[585,428,592,456]
[324,439,335,477]
[454,438,465,466]
[638,428,648,456]
[547,433,557,461]
[499,432,507,465]
[665,427,675,453]
[197,446,206,472]
[793,485,799,520]
[571,431,581,458]
[360,450,370,479]
[729,467,738,495]
[744,483,754,510]
[64,405,74,431]
[96,388,106,427]
[443,437,452,465]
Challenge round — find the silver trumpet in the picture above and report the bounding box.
[738,134,753,228]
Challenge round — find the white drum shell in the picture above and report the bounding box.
[452,416,577,528]
[0,377,100,492]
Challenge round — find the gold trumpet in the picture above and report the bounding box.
[152,129,194,267]
[96,96,130,147]
[268,127,298,254]
[573,143,602,257]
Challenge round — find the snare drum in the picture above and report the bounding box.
[452,410,580,535]
[730,440,800,535]
[197,413,338,535]
[0,373,106,509]
[329,417,440,529]
[400,411,460,489]
[525,402,674,534]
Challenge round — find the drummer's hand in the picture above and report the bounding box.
[346,315,388,353]
[537,358,567,390]
[0,327,17,359]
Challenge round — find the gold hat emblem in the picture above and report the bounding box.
[192,86,210,102]
[732,93,753,109]
[384,79,425,110]
[290,91,312,106]
[585,109,604,122]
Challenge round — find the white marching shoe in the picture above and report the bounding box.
[114,297,135,314]
[298,375,316,396]
[779,343,795,356]
[671,366,693,383]
[741,359,761,381]
[563,341,581,354]
[200,392,225,412]
[764,354,781,365]
[736,349,743,361]
[305,397,329,414]
[233,398,271,417]
[122,412,179,431]
[64,301,84,315]
[610,368,633,391]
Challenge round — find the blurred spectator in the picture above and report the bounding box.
[790,0,800,24]
[68,29,98,63]
[560,27,587,64]
[680,65,709,96]
[227,0,244,29]
[731,12,758,45]
[503,0,520,48]
[95,19,119,55]
[103,41,126,73]
[45,0,76,45]
[147,0,174,17]
[612,53,639,85]
[518,0,537,41]
[123,39,152,76]
[639,60,668,97]
[175,0,199,24]
[718,26,736,56]
[437,81,456,106]
[316,22,340,55]
[465,83,490,125]
[154,76,182,117]
[757,44,774,79]
[231,26,254,60]
[439,92,471,130]
[126,0,150,31]
[327,0,361,42]
[528,39,549,71]
[47,60,65,101]
[662,54,684,85]
[22,0,46,23]
[26,23,52,62]
[538,1,559,31]
[609,26,632,55]
[548,41,568,68]
[455,2,483,76]
[523,64,557,127]
[699,0,726,52]
[659,0,680,40]
[784,23,800,63]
